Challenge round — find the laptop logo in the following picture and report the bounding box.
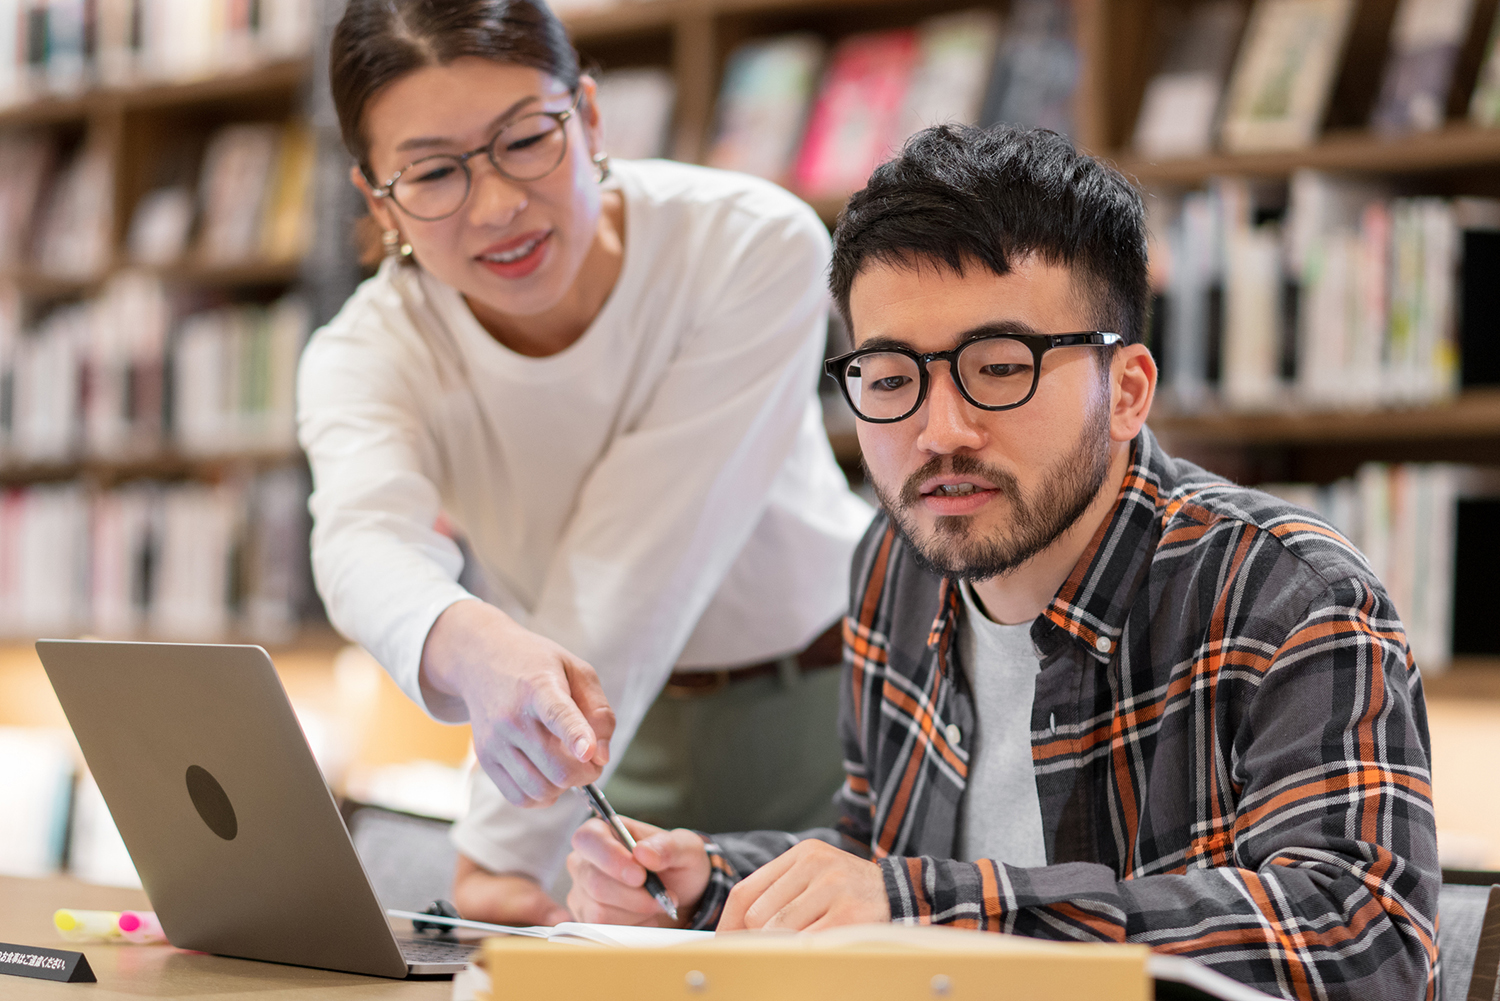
[185,765,237,840]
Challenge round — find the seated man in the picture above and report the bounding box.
[565,125,1439,1001]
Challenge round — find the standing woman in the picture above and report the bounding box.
[299,0,871,924]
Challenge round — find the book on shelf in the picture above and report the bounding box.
[1469,3,1500,125]
[0,465,312,643]
[706,33,825,183]
[979,0,1078,137]
[33,141,112,280]
[1218,0,1355,153]
[897,10,1003,139]
[1153,188,1226,411]
[791,29,920,200]
[1148,173,1485,413]
[172,295,308,457]
[260,120,316,263]
[0,132,52,269]
[8,302,88,464]
[1257,462,1460,671]
[127,186,195,266]
[1218,178,1286,410]
[786,10,1009,201]
[83,272,169,460]
[594,67,675,162]
[1370,0,1477,135]
[0,0,314,104]
[197,122,282,265]
[0,277,308,466]
[1131,0,1246,159]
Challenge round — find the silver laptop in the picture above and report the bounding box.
[37,639,475,978]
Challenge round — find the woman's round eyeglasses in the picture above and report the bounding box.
[824,331,1122,423]
[369,92,581,222]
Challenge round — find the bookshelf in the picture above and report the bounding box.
[0,1,338,653]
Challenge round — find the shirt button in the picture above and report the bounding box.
[1095,635,1112,654]
[945,723,962,745]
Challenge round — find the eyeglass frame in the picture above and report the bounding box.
[823,330,1123,424]
[366,89,584,222]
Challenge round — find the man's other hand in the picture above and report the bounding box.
[717,839,889,932]
[566,817,710,926]
[421,599,617,807]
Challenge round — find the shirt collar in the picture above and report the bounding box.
[924,428,1174,664]
[1039,427,1172,662]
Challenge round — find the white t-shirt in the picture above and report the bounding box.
[297,159,873,882]
[954,580,1046,866]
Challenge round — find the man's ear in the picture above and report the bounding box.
[1109,343,1156,443]
[350,164,399,234]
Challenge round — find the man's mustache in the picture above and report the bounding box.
[897,454,1023,510]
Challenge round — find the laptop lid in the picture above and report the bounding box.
[37,639,416,979]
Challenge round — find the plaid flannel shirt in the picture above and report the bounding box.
[691,428,1439,1001]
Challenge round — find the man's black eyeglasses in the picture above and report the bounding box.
[824,331,1122,423]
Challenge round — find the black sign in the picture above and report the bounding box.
[0,942,96,983]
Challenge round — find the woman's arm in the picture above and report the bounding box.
[450,199,842,890]
[297,299,614,807]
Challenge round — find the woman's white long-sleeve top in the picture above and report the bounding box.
[296,159,873,881]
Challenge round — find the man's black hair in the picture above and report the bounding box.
[829,125,1149,347]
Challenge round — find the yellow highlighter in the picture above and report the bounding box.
[53,908,122,943]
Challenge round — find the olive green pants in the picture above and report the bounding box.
[601,663,846,834]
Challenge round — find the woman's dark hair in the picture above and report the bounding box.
[829,125,1150,348]
[331,0,580,177]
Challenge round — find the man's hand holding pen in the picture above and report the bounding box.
[566,816,711,927]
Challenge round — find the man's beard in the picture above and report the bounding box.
[871,402,1113,581]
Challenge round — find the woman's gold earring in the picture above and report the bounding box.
[592,152,611,183]
[382,227,413,260]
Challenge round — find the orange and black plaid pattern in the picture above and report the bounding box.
[691,429,1439,1001]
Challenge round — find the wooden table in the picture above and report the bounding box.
[0,875,455,999]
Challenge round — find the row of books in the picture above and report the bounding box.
[1135,0,1500,159]
[0,118,314,282]
[0,278,308,465]
[0,465,311,643]
[595,1,1076,198]
[0,0,312,104]
[1258,463,1461,672]
[1149,174,1499,411]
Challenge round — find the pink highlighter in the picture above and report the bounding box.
[116,911,166,944]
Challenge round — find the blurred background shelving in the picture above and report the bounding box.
[2,0,1499,889]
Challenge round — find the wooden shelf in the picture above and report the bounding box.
[0,58,310,128]
[0,269,101,298]
[114,58,310,112]
[1148,390,1500,446]
[0,448,304,486]
[3,258,303,295]
[565,0,690,41]
[1115,124,1500,185]
[158,258,303,286]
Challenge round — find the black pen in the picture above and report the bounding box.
[578,783,679,922]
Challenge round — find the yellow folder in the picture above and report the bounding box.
[478,924,1150,1001]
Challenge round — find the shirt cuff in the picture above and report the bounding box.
[685,835,740,930]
